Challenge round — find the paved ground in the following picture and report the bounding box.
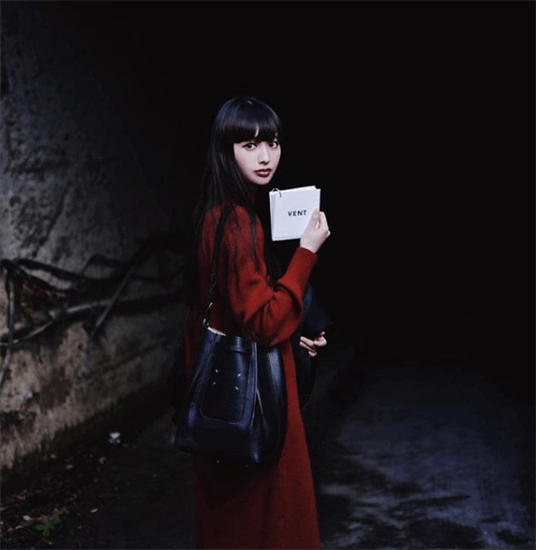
[310,361,535,550]
[2,330,534,549]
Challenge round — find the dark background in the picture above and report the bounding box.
[35,2,534,401]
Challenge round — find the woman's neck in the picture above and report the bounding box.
[245,182,258,202]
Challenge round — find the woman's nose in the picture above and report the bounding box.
[258,143,271,164]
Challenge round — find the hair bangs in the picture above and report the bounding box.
[227,100,281,145]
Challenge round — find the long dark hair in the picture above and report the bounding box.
[186,97,283,307]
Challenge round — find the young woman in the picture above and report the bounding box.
[184,96,330,549]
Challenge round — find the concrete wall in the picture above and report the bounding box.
[0,3,187,473]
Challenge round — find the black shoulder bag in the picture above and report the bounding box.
[173,207,287,467]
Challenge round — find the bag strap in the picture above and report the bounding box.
[203,205,231,328]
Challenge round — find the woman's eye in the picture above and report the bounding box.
[269,140,280,148]
[244,142,256,150]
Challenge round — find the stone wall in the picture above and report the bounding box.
[0,3,187,473]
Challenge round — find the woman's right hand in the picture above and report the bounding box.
[300,209,331,254]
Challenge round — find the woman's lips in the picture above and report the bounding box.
[254,169,272,177]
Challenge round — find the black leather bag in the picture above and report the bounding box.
[173,207,287,467]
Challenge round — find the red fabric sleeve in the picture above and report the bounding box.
[222,206,318,348]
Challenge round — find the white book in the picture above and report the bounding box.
[269,186,321,241]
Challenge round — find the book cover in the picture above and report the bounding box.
[269,186,321,241]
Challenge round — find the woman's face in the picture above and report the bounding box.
[233,134,281,187]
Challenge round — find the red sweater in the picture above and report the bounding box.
[184,204,322,549]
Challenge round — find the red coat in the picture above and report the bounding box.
[184,204,322,549]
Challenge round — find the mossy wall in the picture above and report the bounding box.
[0,2,187,473]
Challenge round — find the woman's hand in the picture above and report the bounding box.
[300,209,330,254]
[299,331,327,358]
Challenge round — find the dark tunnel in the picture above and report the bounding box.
[29,1,533,383]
